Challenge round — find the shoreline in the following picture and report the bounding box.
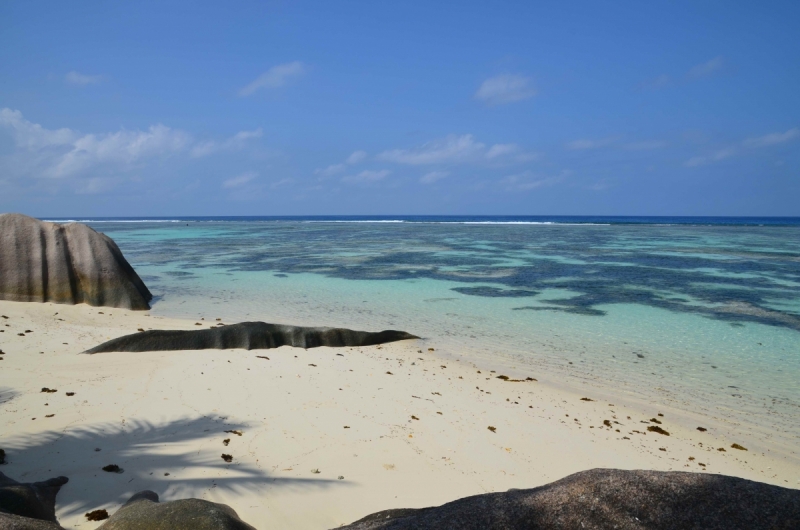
[1,299,798,529]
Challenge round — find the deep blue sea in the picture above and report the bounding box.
[46,216,800,445]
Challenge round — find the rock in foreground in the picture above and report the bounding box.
[0,471,68,529]
[84,321,419,353]
[338,468,800,530]
[96,490,255,530]
[0,213,152,310]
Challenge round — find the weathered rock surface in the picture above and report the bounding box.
[96,490,255,530]
[338,468,800,530]
[85,321,419,353]
[0,213,152,310]
[0,472,68,529]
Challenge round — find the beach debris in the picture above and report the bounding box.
[138,328,144,332]
[221,454,233,463]
[0,448,5,464]
[45,414,54,418]
[41,388,57,393]
[580,397,593,401]
[386,371,393,375]
[432,391,441,396]
[311,468,320,474]
[697,427,707,432]
[1,315,7,319]
[223,438,230,446]
[437,411,443,415]
[731,443,747,451]
[18,333,25,336]
[717,447,726,452]
[488,426,497,433]
[603,420,612,427]
[224,430,242,436]
[428,348,434,351]
[689,457,695,461]
[256,355,270,360]
[338,475,344,480]
[86,509,109,521]
[658,413,664,416]
[66,392,75,396]
[411,415,419,420]
[647,426,670,436]
[102,464,123,473]
[195,323,202,326]
[164,473,170,476]
[650,418,662,424]
[309,363,317,367]
[497,375,510,380]
[344,426,350,428]
[440,365,447,369]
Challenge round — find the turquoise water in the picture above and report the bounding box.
[77,218,800,445]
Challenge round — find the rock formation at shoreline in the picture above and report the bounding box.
[96,490,256,530]
[0,471,68,529]
[0,214,152,310]
[338,468,800,530]
[85,322,419,353]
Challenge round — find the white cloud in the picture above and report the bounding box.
[378,134,485,165]
[501,171,564,191]
[688,57,724,78]
[639,74,670,90]
[742,128,798,148]
[475,74,536,105]
[342,169,390,183]
[0,108,77,150]
[566,138,616,150]
[346,150,367,164]
[420,170,449,184]
[315,163,345,177]
[486,143,518,159]
[239,62,305,96]
[65,71,103,86]
[685,148,736,167]
[222,171,258,188]
[624,140,667,150]
[191,128,262,157]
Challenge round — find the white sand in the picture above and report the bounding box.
[1,300,798,529]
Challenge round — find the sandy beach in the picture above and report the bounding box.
[1,299,797,529]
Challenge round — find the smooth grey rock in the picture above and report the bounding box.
[337,468,800,530]
[0,471,68,527]
[84,321,419,353]
[96,490,255,530]
[0,213,151,310]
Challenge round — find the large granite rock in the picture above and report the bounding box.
[0,213,151,310]
[96,490,255,530]
[338,469,800,530]
[0,471,68,530]
[85,321,419,353]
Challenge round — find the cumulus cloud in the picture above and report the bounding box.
[346,150,367,164]
[65,71,103,86]
[420,170,449,184]
[239,62,305,96]
[222,171,258,188]
[475,74,536,105]
[742,128,798,148]
[315,163,345,177]
[191,128,262,157]
[687,57,724,79]
[685,148,736,167]
[486,143,518,159]
[685,128,797,167]
[501,171,564,191]
[341,169,390,183]
[566,138,616,150]
[378,134,485,165]
[0,108,76,150]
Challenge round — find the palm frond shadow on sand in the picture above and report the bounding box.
[1,415,344,518]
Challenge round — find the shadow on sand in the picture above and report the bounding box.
[1,415,345,519]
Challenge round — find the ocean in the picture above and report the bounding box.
[48,216,800,448]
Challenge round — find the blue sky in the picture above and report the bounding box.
[1,1,798,216]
